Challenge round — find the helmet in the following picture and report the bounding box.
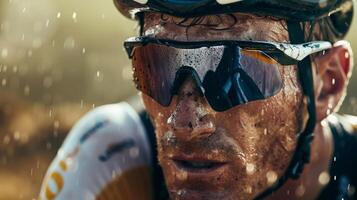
[114,0,354,40]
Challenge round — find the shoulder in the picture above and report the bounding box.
[39,102,154,200]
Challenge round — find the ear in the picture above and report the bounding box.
[314,41,354,122]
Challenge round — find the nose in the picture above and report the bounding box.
[167,77,216,141]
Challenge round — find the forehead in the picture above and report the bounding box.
[143,12,289,42]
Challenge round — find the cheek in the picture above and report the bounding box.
[215,67,303,190]
[141,94,176,151]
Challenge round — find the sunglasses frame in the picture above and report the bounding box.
[124,36,332,65]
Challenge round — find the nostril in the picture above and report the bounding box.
[188,122,193,129]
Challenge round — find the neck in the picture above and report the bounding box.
[265,119,334,200]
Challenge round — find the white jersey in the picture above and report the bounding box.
[39,103,154,200]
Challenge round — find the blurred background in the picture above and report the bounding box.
[0,0,356,199]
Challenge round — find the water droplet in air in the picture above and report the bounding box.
[72,12,77,23]
[1,48,8,58]
[2,79,7,86]
[13,131,21,141]
[3,135,11,145]
[318,171,330,185]
[32,38,42,48]
[54,121,60,129]
[43,76,53,88]
[46,142,52,150]
[64,37,76,49]
[24,85,30,96]
[57,12,61,18]
[27,50,33,57]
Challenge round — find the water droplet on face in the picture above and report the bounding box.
[266,171,278,185]
[295,184,305,197]
[246,163,256,175]
[176,171,188,181]
[332,78,336,85]
[245,186,252,194]
[177,189,187,197]
[318,171,330,185]
[164,131,176,145]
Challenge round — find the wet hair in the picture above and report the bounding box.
[139,12,339,43]
[160,13,238,31]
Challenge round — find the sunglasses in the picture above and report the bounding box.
[124,36,331,111]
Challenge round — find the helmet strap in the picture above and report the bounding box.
[254,20,316,200]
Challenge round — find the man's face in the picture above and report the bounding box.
[140,13,305,200]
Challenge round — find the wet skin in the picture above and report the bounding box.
[138,12,350,200]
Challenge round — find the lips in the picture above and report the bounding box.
[173,159,227,173]
[171,154,228,174]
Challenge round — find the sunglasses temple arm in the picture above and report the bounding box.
[276,41,332,62]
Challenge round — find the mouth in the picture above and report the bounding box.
[172,159,228,173]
